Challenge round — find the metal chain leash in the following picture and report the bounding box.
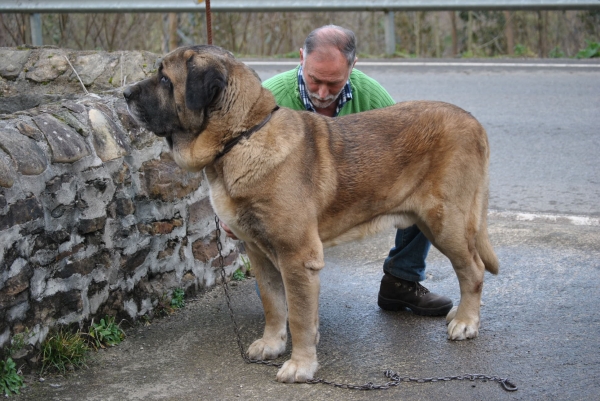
[214,215,517,392]
[215,216,284,369]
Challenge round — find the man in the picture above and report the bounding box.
[224,25,453,316]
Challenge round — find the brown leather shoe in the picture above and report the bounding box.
[377,273,453,316]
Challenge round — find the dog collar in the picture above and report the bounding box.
[216,106,280,160]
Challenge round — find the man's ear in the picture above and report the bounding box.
[185,55,226,111]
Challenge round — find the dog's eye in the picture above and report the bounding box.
[160,76,171,86]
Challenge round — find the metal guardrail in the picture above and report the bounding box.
[1,0,599,13]
[3,1,599,51]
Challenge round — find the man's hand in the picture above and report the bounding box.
[220,221,239,240]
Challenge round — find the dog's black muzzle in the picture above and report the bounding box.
[123,85,138,102]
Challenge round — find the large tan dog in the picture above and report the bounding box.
[124,45,499,383]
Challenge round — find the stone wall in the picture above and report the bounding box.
[0,47,243,356]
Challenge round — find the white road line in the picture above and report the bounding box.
[243,61,600,68]
[360,62,600,68]
[488,210,600,226]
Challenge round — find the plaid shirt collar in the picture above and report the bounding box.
[298,65,352,117]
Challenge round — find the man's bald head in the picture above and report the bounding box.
[303,25,357,67]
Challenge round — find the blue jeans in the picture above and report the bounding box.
[382,225,430,282]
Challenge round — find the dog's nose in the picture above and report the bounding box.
[123,86,134,101]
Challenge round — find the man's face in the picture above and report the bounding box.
[300,46,354,109]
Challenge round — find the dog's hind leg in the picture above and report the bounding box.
[246,242,288,361]
[444,198,498,339]
[445,248,485,340]
[422,209,486,341]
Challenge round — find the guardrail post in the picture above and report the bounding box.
[30,13,43,46]
[384,11,395,55]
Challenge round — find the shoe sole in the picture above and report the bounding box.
[377,294,453,316]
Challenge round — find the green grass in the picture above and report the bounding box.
[513,43,536,57]
[40,329,90,375]
[274,50,300,59]
[549,46,565,58]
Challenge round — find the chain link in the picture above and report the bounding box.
[213,215,517,392]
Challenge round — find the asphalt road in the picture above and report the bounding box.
[16,59,600,400]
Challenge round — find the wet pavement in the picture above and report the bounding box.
[16,214,600,400]
[14,59,600,400]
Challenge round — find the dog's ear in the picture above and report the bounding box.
[185,55,226,111]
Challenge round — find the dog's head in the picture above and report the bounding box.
[124,45,276,171]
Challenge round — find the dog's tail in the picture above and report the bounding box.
[477,206,499,275]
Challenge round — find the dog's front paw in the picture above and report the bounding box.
[447,316,479,340]
[445,305,458,324]
[248,337,286,360]
[276,358,319,383]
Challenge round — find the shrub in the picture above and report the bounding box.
[576,40,599,58]
[232,268,246,281]
[170,288,185,309]
[0,358,23,397]
[88,316,125,349]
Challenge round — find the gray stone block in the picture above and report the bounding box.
[0,49,30,79]
[33,114,90,163]
[0,128,48,176]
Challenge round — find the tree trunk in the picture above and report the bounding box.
[434,12,440,58]
[415,12,421,57]
[537,10,548,58]
[24,14,32,45]
[467,11,473,55]
[504,10,514,55]
[168,13,178,51]
[450,11,458,57]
